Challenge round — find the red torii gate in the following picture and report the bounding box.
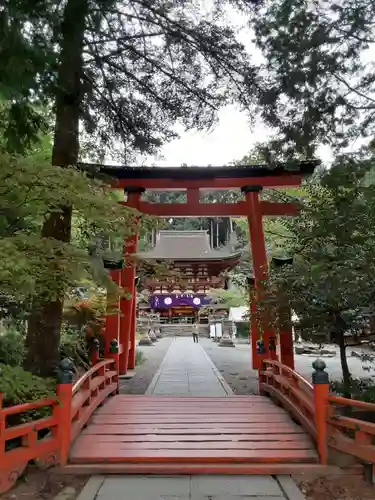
[83,161,318,376]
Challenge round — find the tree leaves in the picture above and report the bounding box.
[0,150,138,302]
[3,0,256,161]
[264,154,375,343]
[252,0,375,153]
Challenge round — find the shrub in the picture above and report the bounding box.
[0,364,56,450]
[331,377,375,403]
[0,363,55,423]
[60,324,90,371]
[0,328,25,366]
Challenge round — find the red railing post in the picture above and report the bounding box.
[55,358,74,467]
[109,339,120,394]
[90,337,100,366]
[256,339,267,395]
[312,359,329,465]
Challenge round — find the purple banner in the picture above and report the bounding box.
[149,293,212,309]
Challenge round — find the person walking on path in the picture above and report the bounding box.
[192,321,199,343]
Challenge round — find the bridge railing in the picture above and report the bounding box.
[0,393,62,493]
[0,339,120,494]
[259,358,375,475]
[326,395,375,477]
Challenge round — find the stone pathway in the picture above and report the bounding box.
[120,337,173,395]
[146,337,232,396]
[76,338,306,500]
[77,475,305,500]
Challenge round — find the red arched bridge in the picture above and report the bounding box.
[2,161,374,492]
[1,344,375,494]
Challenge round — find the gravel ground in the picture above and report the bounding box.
[200,338,259,394]
[2,469,89,500]
[119,337,173,394]
[201,337,375,396]
[295,472,375,500]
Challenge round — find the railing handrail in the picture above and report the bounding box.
[0,347,120,495]
[262,359,314,392]
[328,394,375,412]
[261,358,375,471]
[2,397,59,416]
[259,357,329,464]
[72,358,115,396]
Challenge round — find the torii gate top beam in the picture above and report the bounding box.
[80,160,319,190]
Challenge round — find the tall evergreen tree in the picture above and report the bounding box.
[2,0,256,376]
[264,153,375,395]
[252,0,375,156]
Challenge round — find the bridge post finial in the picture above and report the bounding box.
[56,358,74,384]
[312,358,329,465]
[312,358,329,384]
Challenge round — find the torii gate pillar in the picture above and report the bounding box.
[242,186,277,364]
[119,187,144,375]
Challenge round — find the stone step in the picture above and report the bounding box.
[160,324,209,337]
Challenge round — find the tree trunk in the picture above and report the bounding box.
[24,0,88,377]
[337,329,352,398]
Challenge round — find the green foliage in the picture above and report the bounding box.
[0,363,55,411]
[2,0,255,159]
[331,378,375,404]
[259,153,375,389]
[269,156,375,337]
[59,326,89,370]
[0,329,24,366]
[207,288,246,308]
[0,151,137,303]
[252,0,375,155]
[2,0,257,377]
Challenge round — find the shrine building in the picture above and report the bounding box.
[137,230,241,323]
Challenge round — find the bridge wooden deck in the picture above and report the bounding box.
[70,395,318,472]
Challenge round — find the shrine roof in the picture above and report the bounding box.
[82,160,318,183]
[137,230,241,262]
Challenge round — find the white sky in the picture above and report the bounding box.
[141,3,334,168]
[146,107,267,166]
[144,105,333,167]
